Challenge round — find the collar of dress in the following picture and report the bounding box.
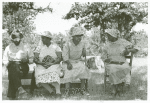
[70,39,83,47]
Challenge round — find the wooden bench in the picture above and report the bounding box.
[21,56,103,93]
[20,63,84,93]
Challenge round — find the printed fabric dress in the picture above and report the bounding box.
[102,38,134,85]
[34,43,62,87]
[61,40,90,84]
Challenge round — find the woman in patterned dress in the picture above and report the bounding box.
[34,31,62,98]
[102,29,138,96]
[61,26,90,97]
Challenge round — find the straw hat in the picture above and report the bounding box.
[40,31,53,39]
[69,26,85,37]
[105,29,120,38]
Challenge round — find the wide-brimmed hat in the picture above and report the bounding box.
[40,31,53,39]
[10,29,23,40]
[105,29,120,38]
[69,26,85,37]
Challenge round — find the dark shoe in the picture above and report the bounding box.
[56,94,61,99]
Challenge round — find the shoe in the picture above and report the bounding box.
[16,87,29,100]
[80,90,90,96]
[56,94,61,99]
[17,92,29,100]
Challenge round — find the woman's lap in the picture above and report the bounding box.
[60,61,90,83]
[105,62,131,84]
[35,64,61,86]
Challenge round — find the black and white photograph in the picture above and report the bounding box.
[1,0,148,101]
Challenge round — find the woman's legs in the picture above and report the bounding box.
[63,83,70,97]
[51,82,61,94]
[40,83,53,94]
[80,79,89,95]
[125,72,131,85]
[81,79,86,90]
[65,83,70,90]
[7,62,24,99]
[41,82,61,94]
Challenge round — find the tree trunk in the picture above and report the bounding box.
[100,20,105,43]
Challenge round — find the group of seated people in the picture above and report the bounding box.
[3,27,138,100]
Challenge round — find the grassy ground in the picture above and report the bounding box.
[2,57,147,100]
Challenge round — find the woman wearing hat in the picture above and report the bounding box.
[102,29,138,96]
[61,26,90,97]
[34,31,62,99]
[3,29,34,100]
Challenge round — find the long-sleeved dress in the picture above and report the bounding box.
[102,38,135,85]
[61,40,90,84]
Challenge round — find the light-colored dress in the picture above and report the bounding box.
[61,40,90,84]
[34,43,62,87]
[102,38,133,85]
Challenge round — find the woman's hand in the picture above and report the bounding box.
[66,60,73,70]
[42,62,54,69]
[123,48,130,56]
[21,58,29,63]
[34,57,40,64]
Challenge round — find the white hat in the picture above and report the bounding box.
[69,27,85,36]
[40,31,53,38]
[105,29,120,38]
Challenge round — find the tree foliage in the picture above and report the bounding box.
[3,2,53,35]
[2,2,53,50]
[63,2,148,42]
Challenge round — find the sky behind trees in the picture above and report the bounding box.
[33,2,78,34]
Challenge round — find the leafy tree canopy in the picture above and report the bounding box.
[63,2,148,42]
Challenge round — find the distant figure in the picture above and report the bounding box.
[102,29,138,96]
[3,29,34,100]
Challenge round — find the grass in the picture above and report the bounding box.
[2,57,147,100]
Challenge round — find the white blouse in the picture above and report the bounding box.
[3,42,34,66]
